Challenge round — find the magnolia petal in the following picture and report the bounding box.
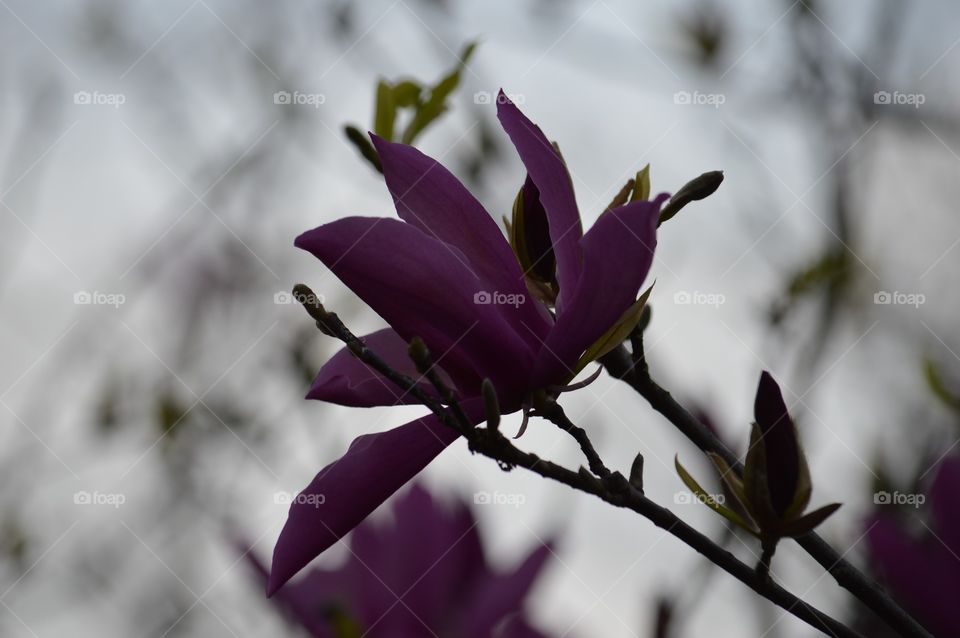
[496,92,583,307]
[569,284,654,378]
[531,196,665,387]
[268,399,485,595]
[754,371,801,516]
[461,543,553,638]
[930,455,960,553]
[296,217,536,402]
[307,328,440,407]
[371,136,550,346]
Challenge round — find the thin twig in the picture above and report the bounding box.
[535,399,610,479]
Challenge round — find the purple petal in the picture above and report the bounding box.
[461,542,553,638]
[296,217,536,401]
[496,92,583,308]
[930,455,960,554]
[307,328,444,407]
[517,175,557,284]
[346,484,486,628]
[242,546,337,637]
[268,399,485,595]
[754,371,800,515]
[866,513,960,636]
[497,618,554,638]
[531,197,665,386]
[370,135,551,347]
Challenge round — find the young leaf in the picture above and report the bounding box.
[374,80,397,141]
[776,503,841,538]
[402,41,478,144]
[631,164,651,202]
[570,285,654,377]
[675,456,758,535]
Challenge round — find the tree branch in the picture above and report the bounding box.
[600,341,931,638]
[293,285,868,638]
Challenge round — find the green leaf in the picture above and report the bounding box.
[373,80,397,141]
[675,455,759,535]
[924,358,960,412]
[631,164,651,202]
[777,503,841,538]
[391,80,422,107]
[570,284,654,378]
[402,41,477,144]
[707,453,751,516]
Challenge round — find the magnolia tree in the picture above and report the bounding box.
[262,55,940,638]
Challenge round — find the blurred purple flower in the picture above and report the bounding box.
[270,92,667,593]
[866,455,960,637]
[250,484,556,638]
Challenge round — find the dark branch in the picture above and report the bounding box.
[600,341,932,638]
[293,284,868,638]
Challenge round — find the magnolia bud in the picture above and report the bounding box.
[658,170,724,225]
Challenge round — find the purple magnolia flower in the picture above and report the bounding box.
[866,455,960,637]
[250,484,556,638]
[270,91,667,593]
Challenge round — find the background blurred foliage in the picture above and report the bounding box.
[2,1,960,636]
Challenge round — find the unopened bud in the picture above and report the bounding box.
[658,170,724,225]
[629,452,645,493]
[292,283,336,336]
[407,337,431,373]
